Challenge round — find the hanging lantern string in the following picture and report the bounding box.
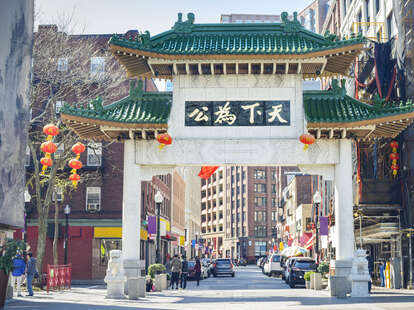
[69,142,86,188]
[40,124,59,175]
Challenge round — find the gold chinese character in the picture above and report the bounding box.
[241,102,262,124]
[214,102,236,125]
[189,106,209,122]
[268,104,288,123]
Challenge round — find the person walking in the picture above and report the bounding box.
[180,255,188,289]
[11,253,26,297]
[366,250,374,293]
[194,258,202,287]
[26,252,38,297]
[170,254,181,290]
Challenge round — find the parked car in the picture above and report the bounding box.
[188,260,209,280]
[211,258,235,277]
[285,257,317,288]
[263,253,283,277]
[257,257,265,268]
[280,256,288,281]
[260,256,268,272]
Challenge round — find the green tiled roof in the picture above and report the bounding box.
[60,80,172,124]
[304,80,414,123]
[109,12,365,56]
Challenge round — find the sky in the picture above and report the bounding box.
[35,0,313,35]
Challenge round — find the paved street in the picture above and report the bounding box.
[6,266,414,310]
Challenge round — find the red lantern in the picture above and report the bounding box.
[299,133,315,150]
[69,159,83,170]
[156,133,172,150]
[40,141,57,154]
[390,141,399,152]
[72,142,86,155]
[389,153,399,161]
[40,157,53,167]
[69,173,81,187]
[391,164,399,176]
[43,124,59,137]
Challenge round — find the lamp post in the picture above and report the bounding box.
[154,191,163,264]
[24,190,31,243]
[64,204,71,265]
[313,191,321,263]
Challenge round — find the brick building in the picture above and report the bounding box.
[17,24,166,280]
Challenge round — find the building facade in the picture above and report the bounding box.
[298,0,331,34]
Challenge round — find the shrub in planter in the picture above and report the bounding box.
[148,264,166,279]
[304,271,314,282]
[317,262,329,278]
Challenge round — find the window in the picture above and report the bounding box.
[255,241,267,256]
[55,143,64,159]
[375,0,380,14]
[25,146,30,167]
[306,217,312,231]
[90,57,105,73]
[272,198,277,208]
[86,187,101,211]
[272,170,276,180]
[57,57,68,72]
[55,101,64,114]
[100,239,121,265]
[242,184,246,193]
[365,0,370,23]
[242,226,246,236]
[387,11,393,39]
[254,226,267,237]
[254,197,267,207]
[87,142,102,166]
[272,211,276,222]
[254,183,266,193]
[52,187,63,202]
[254,169,266,179]
[254,211,266,222]
[271,184,277,193]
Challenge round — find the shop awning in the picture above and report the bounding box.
[304,235,315,250]
[300,232,313,247]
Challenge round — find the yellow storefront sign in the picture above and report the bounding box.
[94,227,148,240]
[179,236,185,246]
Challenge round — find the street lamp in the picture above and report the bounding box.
[313,191,321,263]
[24,190,31,243]
[154,191,163,264]
[64,204,71,265]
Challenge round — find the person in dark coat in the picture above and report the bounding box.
[11,253,26,297]
[26,252,38,296]
[194,259,202,287]
[180,255,188,289]
[366,250,374,293]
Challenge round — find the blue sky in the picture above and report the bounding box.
[36,0,313,35]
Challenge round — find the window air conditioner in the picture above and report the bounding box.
[86,203,100,212]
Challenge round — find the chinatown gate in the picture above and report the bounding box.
[61,13,414,297]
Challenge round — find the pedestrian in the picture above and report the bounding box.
[11,252,26,297]
[26,252,38,297]
[366,250,374,293]
[170,254,181,289]
[181,255,188,289]
[379,262,385,287]
[195,258,202,287]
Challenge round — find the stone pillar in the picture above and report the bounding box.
[332,139,354,294]
[122,139,144,297]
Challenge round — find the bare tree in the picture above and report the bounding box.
[28,14,126,272]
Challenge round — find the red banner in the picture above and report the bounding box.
[198,166,219,179]
[46,264,72,293]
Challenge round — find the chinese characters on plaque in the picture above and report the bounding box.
[185,101,290,126]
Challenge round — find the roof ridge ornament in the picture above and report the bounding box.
[331,79,346,97]
[281,12,302,34]
[172,12,195,34]
[130,79,144,98]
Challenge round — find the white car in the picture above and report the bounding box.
[263,253,283,277]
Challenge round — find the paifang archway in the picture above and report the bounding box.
[61,12,414,296]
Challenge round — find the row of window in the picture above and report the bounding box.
[254,211,278,222]
[25,142,102,167]
[253,183,277,193]
[57,57,105,73]
[53,186,101,212]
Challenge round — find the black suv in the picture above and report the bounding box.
[286,257,317,288]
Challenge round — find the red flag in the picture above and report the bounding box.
[198,166,219,179]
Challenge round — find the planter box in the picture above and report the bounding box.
[305,280,310,289]
[154,274,168,291]
[313,273,322,290]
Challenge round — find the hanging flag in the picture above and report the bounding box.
[198,166,219,179]
[148,216,156,235]
[319,216,329,236]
